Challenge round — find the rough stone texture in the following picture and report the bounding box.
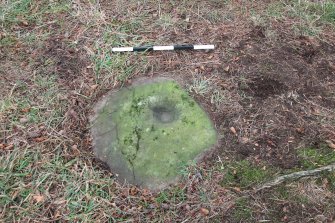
[91,78,217,190]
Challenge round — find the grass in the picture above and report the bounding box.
[232,197,253,222]
[0,35,16,47]
[298,146,335,169]
[210,89,225,107]
[156,187,186,204]
[0,0,70,25]
[0,147,124,222]
[323,171,335,192]
[0,0,70,50]
[93,23,149,86]
[155,14,175,30]
[297,146,335,192]
[265,185,312,221]
[220,160,275,189]
[188,77,212,96]
[93,51,134,84]
[1,73,65,130]
[1,0,335,222]
[206,10,222,24]
[261,0,335,36]
[287,1,335,24]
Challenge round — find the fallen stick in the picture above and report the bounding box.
[255,163,335,192]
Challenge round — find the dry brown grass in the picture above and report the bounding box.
[1,0,335,222]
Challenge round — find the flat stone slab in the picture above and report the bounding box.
[91,78,217,190]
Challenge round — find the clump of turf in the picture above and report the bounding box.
[91,78,217,189]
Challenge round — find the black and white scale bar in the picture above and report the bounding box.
[112,44,214,52]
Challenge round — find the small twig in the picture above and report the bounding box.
[9,83,17,97]
[255,163,335,192]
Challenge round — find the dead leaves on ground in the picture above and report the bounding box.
[325,140,335,150]
[199,207,210,216]
[0,143,14,150]
[230,127,237,135]
[32,194,45,203]
[33,137,48,142]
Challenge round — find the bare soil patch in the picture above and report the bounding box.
[244,77,288,99]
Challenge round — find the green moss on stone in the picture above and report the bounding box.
[92,79,217,189]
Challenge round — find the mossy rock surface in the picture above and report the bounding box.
[91,78,217,189]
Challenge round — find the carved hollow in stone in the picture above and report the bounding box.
[90,78,217,190]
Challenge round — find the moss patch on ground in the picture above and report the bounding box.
[298,146,335,169]
[91,78,217,189]
[220,160,275,189]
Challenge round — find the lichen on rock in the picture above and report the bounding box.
[91,78,217,190]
